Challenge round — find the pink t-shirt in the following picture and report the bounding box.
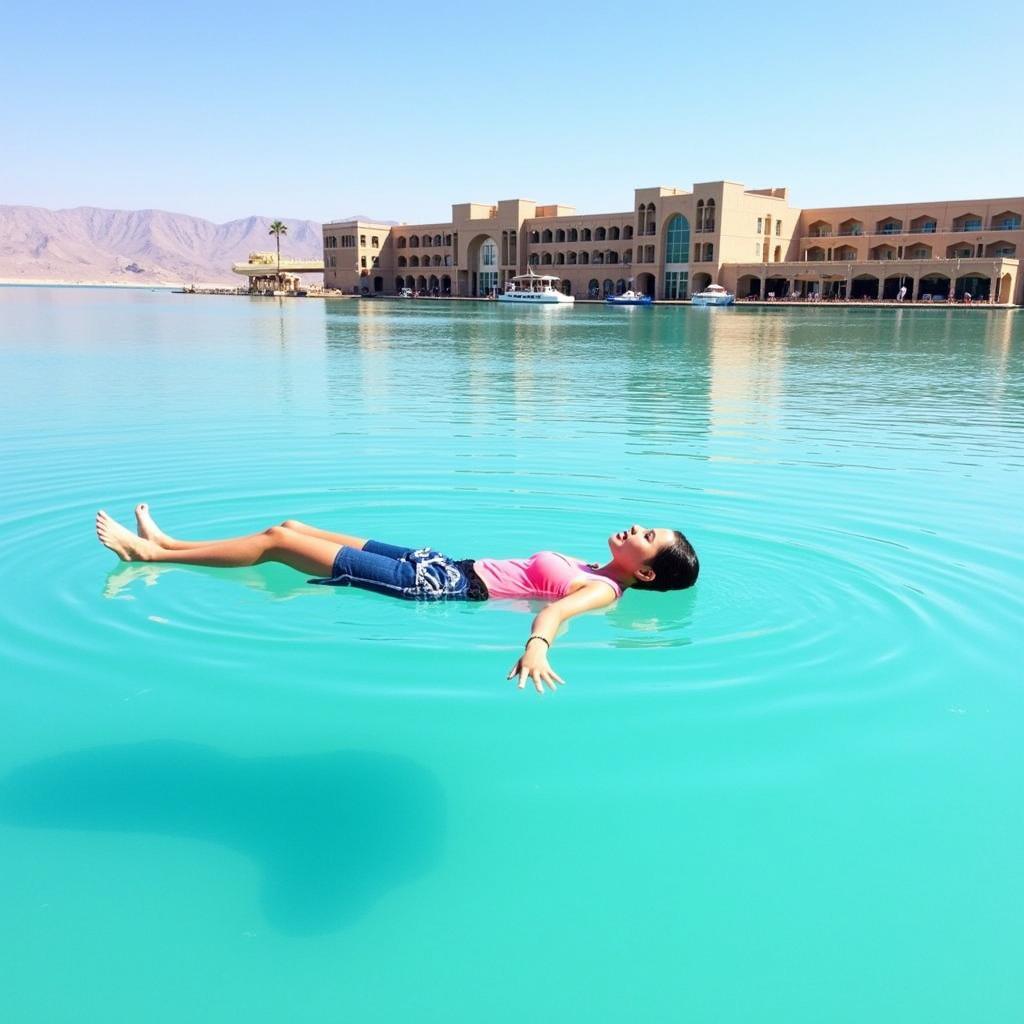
[473,551,623,601]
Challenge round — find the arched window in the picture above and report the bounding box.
[395,277,404,292]
[410,255,420,267]
[529,230,540,243]
[555,229,566,242]
[409,235,420,247]
[579,252,590,265]
[433,255,442,266]
[528,253,539,266]
[592,251,604,264]
[623,248,632,264]
[581,227,592,242]
[568,228,578,242]
[541,252,552,265]
[696,200,705,232]
[397,237,407,248]
[703,242,714,261]
[602,279,614,295]
[595,227,606,241]
[542,229,553,243]
[609,226,620,240]
[704,200,715,231]
[623,225,633,239]
[664,215,690,263]
[434,234,442,246]
[556,253,565,265]
[646,204,657,234]
[445,234,452,246]
[607,250,619,264]
[567,251,577,265]
[398,256,407,267]
[774,245,781,262]
[588,278,600,297]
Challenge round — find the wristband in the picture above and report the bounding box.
[526,635,550,650]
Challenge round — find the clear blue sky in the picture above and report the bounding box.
[3,0,1020,224]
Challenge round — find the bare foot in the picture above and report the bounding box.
[96,511,159,562]
[135,503,173,546]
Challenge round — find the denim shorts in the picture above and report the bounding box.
[309,540,488,601]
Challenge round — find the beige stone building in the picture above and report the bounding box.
[322,182,1022,304]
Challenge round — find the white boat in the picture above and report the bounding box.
[498,271,574,304]
[691,283,735,307]
[605,290,652,306]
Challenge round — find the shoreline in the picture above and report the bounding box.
[2,281,1016,309]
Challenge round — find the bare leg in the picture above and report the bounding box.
[99,512,340,576]
[135,504,368,552]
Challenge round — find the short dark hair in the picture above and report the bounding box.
[632,530,699,592]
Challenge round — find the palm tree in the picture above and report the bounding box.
[268,220,287,288]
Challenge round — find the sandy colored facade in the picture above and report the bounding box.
[322,182,1022,304]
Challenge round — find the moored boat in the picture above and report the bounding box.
[691,283,735,306]
[498,271,574,304]
[605,290,652,306]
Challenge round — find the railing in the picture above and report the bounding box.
[837,229,864,236]
[908,226,937,233]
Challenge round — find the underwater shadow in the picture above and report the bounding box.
[0,741,445,936]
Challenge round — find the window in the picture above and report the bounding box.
[397,237,406,248]
[542,229,553,243]
[704,199,715,231]
[398,256,407,267]
[371,236,379,247]
[703,243,713,261]
[776,220,781,236]
[595,227,606,241]
[757,218,763,234]
[529,230,540,243]
[360,235,366,246]
[664,270,689,300]
[581,228,592,242]
[360,256,367,268]
[372,255,379,267]
[998,216,1021,229]
[481,240,497,266]
[409,235,419,247]
[569,228,578,242]
[623,225,633,240]
[664,214,690,263]
[340,235,356,247]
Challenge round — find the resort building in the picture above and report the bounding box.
[322,183,1022,304]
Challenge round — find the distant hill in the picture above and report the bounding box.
[0,206,328,286]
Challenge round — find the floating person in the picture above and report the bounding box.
[96,505,700,694]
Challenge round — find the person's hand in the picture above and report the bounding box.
[507,647,565,694]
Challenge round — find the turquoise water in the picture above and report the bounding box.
[1,287,1021,1022]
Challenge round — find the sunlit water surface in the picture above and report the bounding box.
[1,287,1021,1022]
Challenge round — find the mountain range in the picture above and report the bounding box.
[0,206,334,286]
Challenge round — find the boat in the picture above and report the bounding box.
[691,283,735,307]
[498,271,574,304]
[605,290,652,306]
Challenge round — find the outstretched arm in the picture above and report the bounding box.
[506,583,617,694]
